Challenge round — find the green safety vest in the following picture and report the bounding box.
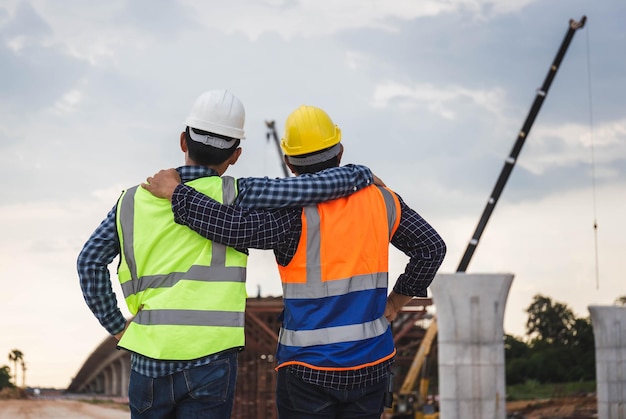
[115,176,247,360]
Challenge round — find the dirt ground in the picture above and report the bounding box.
[506,395,597,418]
[0,399,130,419]
[0,396,598,419]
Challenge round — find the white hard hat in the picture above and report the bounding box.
[185,90,245,140]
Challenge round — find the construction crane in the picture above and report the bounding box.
[457,15,587,272]
[265,120,291,178]
[391,15,587,419]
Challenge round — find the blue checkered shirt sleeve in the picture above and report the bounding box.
[172,187,297,250]
[391,194,447,297]
[76,206,127,335]
[235,164,372,209]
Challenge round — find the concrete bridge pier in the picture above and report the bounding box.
[589,305,626,419]
[431,273,514,419]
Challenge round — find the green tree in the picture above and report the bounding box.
[505,334,531,385]
[566,317,596,380]
[505,334,529,358]
[514,295,596,383]
[526,295,575,345]
[614,296,626,306]
[526,348,570,383]
[0,365,12,389]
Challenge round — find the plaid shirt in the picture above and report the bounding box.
[170,179,447,389]
[77,164,373,378]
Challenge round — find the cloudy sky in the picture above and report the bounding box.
[1,0,624,389]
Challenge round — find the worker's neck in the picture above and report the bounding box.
[185,158,228,176]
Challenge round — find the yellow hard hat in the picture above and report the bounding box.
[281,105,341,156]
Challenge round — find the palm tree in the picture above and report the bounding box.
[8,349,23,387]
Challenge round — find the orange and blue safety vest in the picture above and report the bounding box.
[276,185,401,370]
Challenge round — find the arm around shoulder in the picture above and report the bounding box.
[235,164,374,209]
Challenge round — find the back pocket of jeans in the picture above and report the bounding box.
[185,358,231,401]
[129,372,154,413]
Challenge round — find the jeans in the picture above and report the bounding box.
[128,350,238,419]
[276,367,387,419]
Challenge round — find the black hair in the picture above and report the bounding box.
[185,127,241,166]
[288,145,340,175]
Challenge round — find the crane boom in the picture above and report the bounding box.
[265,120,291,178]
[456,15,587,272]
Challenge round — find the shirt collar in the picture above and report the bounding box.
[176,165,219,183]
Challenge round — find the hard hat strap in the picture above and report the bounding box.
[187,127,237,149]
[286,144,341,166]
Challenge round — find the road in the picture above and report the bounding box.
[0,399,129,419]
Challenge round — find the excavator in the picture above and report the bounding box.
[390,15,586,419]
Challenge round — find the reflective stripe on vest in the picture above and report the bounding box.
[378,186,400,239]
[276,185,401,370]
[116,176,247,360]
[134,309,244,327]
[279,316,390,347]
[120,266,246,297]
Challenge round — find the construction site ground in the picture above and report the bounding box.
[506,395,597,418]
[0,395,598,419]
[0,399,129,419]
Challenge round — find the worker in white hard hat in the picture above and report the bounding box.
[77,92,378,419]
[143,104,447,419]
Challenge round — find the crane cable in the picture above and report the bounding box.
[584,24,600,290]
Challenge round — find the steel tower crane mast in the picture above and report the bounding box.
[265,120,291,178]
[457,15,587,272]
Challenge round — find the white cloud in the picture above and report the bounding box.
[520,119,626,176]
[344,50,370,71]
[181,0,537,40]
[53,88,84,114]
[370,79,507,120]
[1,0,540,66]
[6,34,26,52]
[2,1,141,65]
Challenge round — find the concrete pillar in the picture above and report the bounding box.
[589,305,626,419]
[430,273,514,419]
[104,367,113,396]
[118,355,130,399]
[111,361,120,396]
[96,374,104,394]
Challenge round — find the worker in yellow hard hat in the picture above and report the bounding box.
[143,104,447,419]
[78,93,379,419]
[281,105,342,161]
